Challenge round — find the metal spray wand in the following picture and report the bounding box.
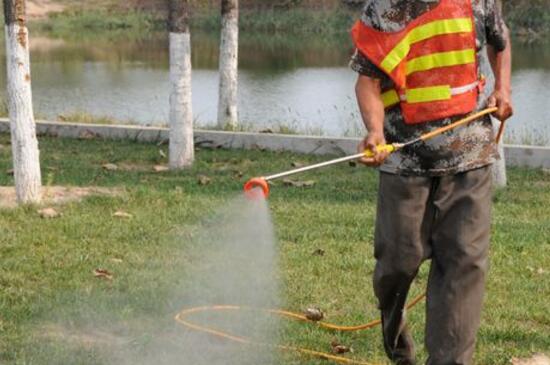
[243,107,499,198]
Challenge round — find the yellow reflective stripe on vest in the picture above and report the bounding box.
[405,85,451,103]
[382,81,480,108]
[381,89,400,108]
[381,18,473,74]
[406,49,476,75]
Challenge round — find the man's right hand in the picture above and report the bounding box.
[358,131,390,167]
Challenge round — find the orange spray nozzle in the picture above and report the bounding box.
[243,177,270,199]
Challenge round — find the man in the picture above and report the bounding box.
[350,1,513,364]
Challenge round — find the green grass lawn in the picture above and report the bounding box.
[0,135,549,364]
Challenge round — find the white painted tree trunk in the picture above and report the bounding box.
[492,118,507,187]
[169,32,194,169]
[5,22,42,203]
[217,0,239,129]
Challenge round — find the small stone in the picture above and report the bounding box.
[312,248,325,257]
[304,307,324,322]
[283,179,316,188]
[102,163,118,171]
[113,210,132,219]
[153,165,169,173]
[38,207,61,219]
[330,340,353,355]
[198,175,212,186]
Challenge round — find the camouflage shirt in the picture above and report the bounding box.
[350,0,508,176]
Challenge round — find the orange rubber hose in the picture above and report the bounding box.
[175,293,426,365]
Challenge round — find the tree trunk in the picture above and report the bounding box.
[217,0,239,129]
[3,0,42,204]
[168,0,194,169]
[492,118,507,187]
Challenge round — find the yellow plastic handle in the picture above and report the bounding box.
[363,144,396,158]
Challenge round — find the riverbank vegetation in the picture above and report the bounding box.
[1,134,549,364]
[502,0,550,42]
[28,8,356,38]
[16,0,549,41]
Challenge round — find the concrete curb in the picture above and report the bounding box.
[1,119,549,169]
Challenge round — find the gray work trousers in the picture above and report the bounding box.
[374,166,493,365]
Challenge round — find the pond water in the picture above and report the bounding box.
[0,31,549,145]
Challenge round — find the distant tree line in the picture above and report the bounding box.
[127,0,546,12]
[126,0,363,12]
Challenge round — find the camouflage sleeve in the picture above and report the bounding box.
[484,0,507,52]
[349,49,386,79]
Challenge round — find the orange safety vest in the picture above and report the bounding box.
[351,0,483,125]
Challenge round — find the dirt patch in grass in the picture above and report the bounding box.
[511,354,550,365]
[0,186,121,209]
[117,163,156,172]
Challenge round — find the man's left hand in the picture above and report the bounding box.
[488,90,513,121]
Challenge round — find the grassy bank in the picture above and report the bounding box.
[23,2,550,42]
[28,8,356,39]
[1,134,549,364]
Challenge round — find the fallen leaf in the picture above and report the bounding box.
[213,163,232,172]
[37,207,61,219]
[304,308,324,322]
[153,165,169,173]
[109,258,123,264]
[79,130,97,140]
[159,149,167,158]
[198,175,212,186]
[511,353,550,365]
[250,144,266,151]
[312,248,325,257]
[195,141,219,150]
[113,210,132,219]
[291,161,305,168]
[93,268,113,280]
[331,340,353,354]
[283,179,316,188]
[102,163,118,171]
